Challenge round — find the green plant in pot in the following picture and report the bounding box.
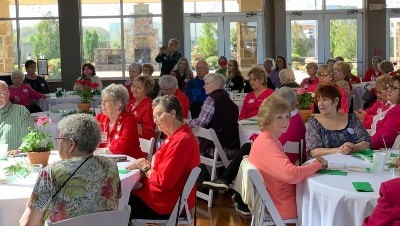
[297,88,314,122]
[20,115,54,166]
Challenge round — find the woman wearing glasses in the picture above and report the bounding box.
[126,95,200,221]
[316,64,349,113]
[96,84,145,159]
[20,114,121,225]
[355,75,391,129]
[370,75,400,149]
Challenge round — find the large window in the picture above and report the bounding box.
[80,0,162,78]
[286,0,363,83]
[0,0,60,79]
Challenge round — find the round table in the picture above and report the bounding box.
[0,152,140,226]
[296,153,394,226]
[37,94,101,111]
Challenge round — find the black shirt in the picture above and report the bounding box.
[24,76,50,94]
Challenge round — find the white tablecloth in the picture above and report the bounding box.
[238,119,259,146]
[37,95,101,111]
[296,153,394,226]
[0,152,140,226]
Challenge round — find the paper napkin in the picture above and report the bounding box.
[352,182,374,192]
[317,169,348,176]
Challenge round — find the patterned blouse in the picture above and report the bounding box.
[306,113,371,153]
[28,155,121,225]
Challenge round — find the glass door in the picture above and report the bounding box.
[287,10,363,80]
[387,10,400,71]
[184,13,263,75]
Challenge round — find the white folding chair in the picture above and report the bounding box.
[139,137,155,162]
[283,140,304,165]
[248,168,298,226]
[191,127,230,208]
[131,166,201,226]
[45,205,130,226]
[50,103,78,112]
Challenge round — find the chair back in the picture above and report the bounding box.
[283,140,305,165]
[139,137,155,162]
[392,134,400,149]
[45,205,131,226]
[248,168,297,226]
[131,167,201,226]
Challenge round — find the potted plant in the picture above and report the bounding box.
[20,115,54,166]
[75,78,99,112]
[297,88,314,122]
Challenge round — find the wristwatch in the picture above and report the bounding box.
[141,166,151,173]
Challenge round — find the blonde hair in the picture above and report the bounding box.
[257,95,291,131]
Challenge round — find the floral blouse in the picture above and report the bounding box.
[28,155,121,225]
[306,113,371,153]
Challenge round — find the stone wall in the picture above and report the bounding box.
[0,21,13,75]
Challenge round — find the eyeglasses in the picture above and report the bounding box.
[387,84,400,91]
[101,99,115,104]
[55,137,71,144]
[0,92,9,97]
[317,73,330,77]
[376,89,387,94]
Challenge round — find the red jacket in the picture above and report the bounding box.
[239,88,274,120]
[363,68,382,82]
[174,89,190,118]
[133,124,200,214]
[96,111,145,159]
[363,177,400,226]
[371,104,400,149]
[126,97,156,140]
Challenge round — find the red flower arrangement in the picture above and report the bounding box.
[75,79,99,103]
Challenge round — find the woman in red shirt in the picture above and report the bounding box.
[126,75,156,140]
[96,84,145,159]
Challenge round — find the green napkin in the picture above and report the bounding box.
[242,123,258,126]
[352,149,373,157]
[352,182,374,192]
[118,169,130,174]
[246,118,257,122]
[317,169,348,176]
[55,91,63,97]
[391,153,398,158]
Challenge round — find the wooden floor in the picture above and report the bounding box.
[193,190,252,226]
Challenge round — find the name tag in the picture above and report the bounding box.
[101,132,108,143]
[41,83,45,86]
[23,89,29,93]
[248,99,255,103]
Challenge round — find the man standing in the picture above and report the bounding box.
[185,60,208,118]
[155,38,182,76]
[0,81,33,151]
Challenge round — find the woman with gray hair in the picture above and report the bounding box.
[8,70,49,113]
[126,95,200,220]
[97,83,144,158]
[378,60,396,75]
[159,74,190,118]
[189,73,240,159]
[278,68,300,88]
[274,87,306,164]
[20,114,121,225]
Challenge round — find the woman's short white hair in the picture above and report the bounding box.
[11,70,25,80]
[128,63,142,74]
[102,83,129,111]
[204,73,226,88]
[274,87,297,111]
[279,69,296,84]
[158,74,178,90]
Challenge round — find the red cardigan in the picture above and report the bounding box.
[126,97,156,140]
[363,177,400,226]
[96,111,145,159]
[132,124,200,214]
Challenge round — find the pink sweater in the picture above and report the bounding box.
[248,130,322,219]
[8,84,44,106]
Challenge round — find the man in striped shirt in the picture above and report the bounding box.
[0,80,33,151]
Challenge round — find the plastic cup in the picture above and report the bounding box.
[373,152,387,172]
[380,148,391,161]
[0,144,8,160]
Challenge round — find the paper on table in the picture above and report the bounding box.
[352,182,374,192]
[317,169,348,176]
